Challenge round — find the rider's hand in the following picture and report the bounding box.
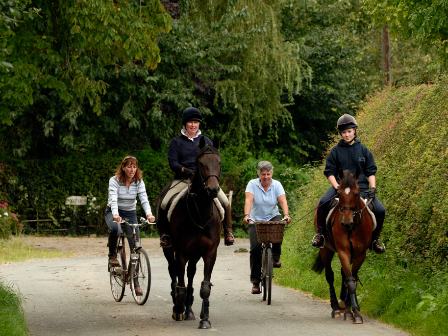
[113,215,122,223]
[242,214,251,224]
[367,187,376,199]
[284,214,291,223]
[147,214,156,223]
[183,168,194,179]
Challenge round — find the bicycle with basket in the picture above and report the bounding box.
[109,217,155,305]
[251,218,287,305]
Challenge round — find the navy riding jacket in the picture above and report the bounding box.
[323,139,377,190]
[167,133,212,180]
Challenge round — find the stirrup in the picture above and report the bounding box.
[371,239,385,253]
[160,234,171,248]
[312,233,325,249]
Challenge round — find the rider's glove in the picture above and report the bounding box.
[367,187,376,199]
[183,168,194,179]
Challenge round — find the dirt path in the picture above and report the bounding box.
[1,237,410,336]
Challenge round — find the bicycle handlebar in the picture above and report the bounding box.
[113,217,156,227]
[247,218,289,224]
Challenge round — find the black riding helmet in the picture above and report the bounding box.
[182,107,203,125]
[337,114,358,132]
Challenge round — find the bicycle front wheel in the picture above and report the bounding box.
[130,248,151,305]
[110,243,125,302]
[266,247,273,305]
[261,248,267,302]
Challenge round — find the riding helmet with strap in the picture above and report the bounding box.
[337,114,358,132]
[182,107,203,125]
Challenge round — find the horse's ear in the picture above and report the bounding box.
[199,136,206,149]
[338,168,344,180]
[354,166,361,180]
[213,136,220,149]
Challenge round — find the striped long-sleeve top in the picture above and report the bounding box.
[107,176,152,217]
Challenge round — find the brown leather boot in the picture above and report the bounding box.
[224,204,235,246]
[251,283,260,294]
[133,278,143,296]
[109,256,120,267]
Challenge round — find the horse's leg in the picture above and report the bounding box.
[198,248,217,329]
[320,248,340,318]
[338,251,355,321]
[184,258,199,320]
[162,247,178,304]
[349,251,367,324]
[339,267,347,311]
[172,253,187,321]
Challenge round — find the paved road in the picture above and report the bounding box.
[1,238,409,336]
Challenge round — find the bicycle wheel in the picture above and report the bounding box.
[261,247,267,302]
[266,247,273,305]
[110,242,125,302]
[130,248,151,305]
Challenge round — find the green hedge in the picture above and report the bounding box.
[0,145,309,236]
[277,81,448,335]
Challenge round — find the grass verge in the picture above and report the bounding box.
[0,236,73,264]
[0,278,28,336]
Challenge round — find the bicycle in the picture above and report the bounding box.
[109,217,155,305]
[250,218,287,305]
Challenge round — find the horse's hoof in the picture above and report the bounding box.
[198,320,211,329]
[353,315,363,324]
[185,311,196,320]
[331,310,341,318]
[172,312,184,321]
[338,300,346,310]
[344,312,353,321]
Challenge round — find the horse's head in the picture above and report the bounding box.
[337,168,361,229]
[196,136,221,198]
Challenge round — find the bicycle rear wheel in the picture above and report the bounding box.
[130,249,151,305]
[110,241,125,302]
[266,247,273,305]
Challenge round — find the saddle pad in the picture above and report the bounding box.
[167,186,225,223]
[326,198,377,231]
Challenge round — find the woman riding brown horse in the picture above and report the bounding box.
[156,136,223,329]
[313,168,374,324]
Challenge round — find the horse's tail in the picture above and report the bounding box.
[312,252,325,274]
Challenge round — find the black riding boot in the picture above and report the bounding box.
[223,204,234,246]
[371,218,385,253]
[312,207,326,248]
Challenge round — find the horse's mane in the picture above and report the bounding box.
[339,170,358,189]
[197,144,219,157]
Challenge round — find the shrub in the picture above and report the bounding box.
[0,203,22,239]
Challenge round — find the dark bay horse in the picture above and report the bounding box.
[156,137,223,329]
[313,168,374,324]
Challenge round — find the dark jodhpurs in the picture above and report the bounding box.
[104,207,139,256]
[318,187,385,235]
[249,215,282,284]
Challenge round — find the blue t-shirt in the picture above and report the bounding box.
[245,178,285,221]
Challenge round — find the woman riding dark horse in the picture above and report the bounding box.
[158,107,234,247]
[156,136,224,329]
[313,168,375,323]
[312,114,385,254]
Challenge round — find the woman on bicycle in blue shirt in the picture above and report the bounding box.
[242,161,291,294]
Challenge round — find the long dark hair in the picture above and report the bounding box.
[114,156,143,184]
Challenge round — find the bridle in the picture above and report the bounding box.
[338,189,372,231]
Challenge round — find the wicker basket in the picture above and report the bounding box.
[254,221,286,244]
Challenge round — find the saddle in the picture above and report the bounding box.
[326,197,377,231]
[166,186,225,223]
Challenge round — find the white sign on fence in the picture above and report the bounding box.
[65,196,87,206]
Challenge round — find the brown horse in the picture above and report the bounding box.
[156,136,223,329]
[313,168,374,324]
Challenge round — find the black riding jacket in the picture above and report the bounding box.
[324,139,377,190]
[167,133,212,180]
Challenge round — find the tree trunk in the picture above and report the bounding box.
[382,25,391,86]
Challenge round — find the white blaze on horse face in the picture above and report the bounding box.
[344,187,350,195]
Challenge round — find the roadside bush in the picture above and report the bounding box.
[0,278,27,336]
[0,203,21,239]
